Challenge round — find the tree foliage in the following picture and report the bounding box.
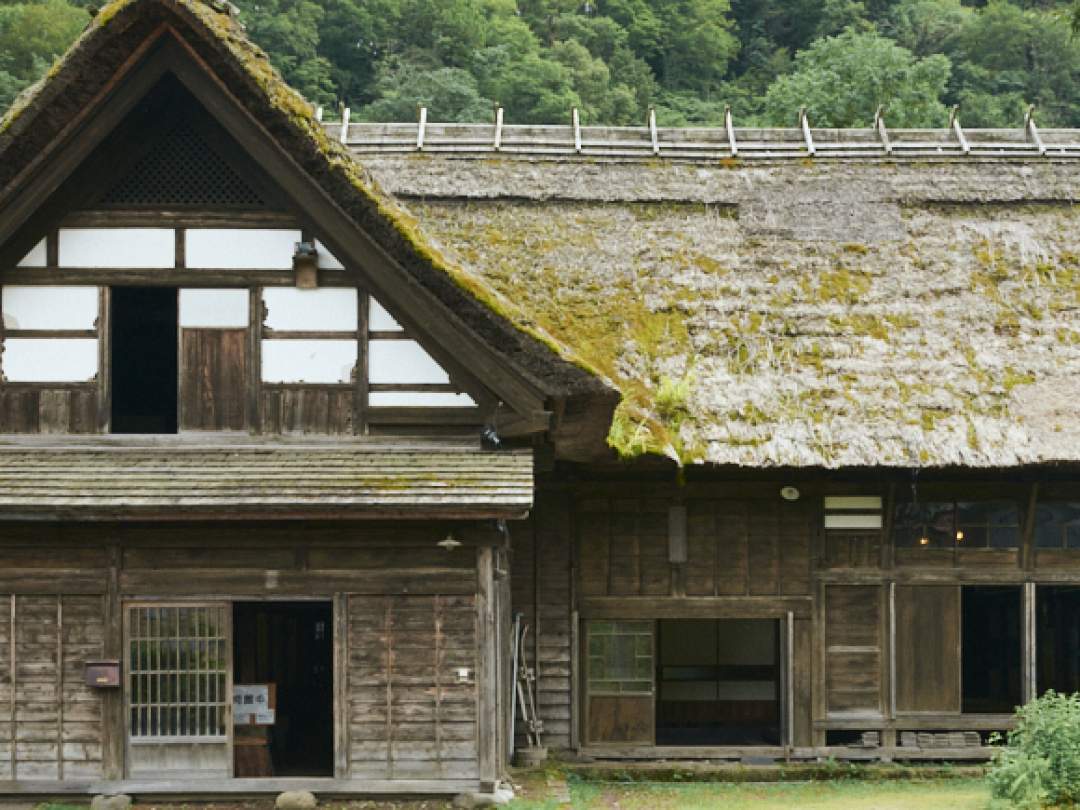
[2,0,1080,128]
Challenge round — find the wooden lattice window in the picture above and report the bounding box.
[127,604,229,739]
[587,620,654,695]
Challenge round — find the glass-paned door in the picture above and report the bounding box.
[585,620,655,744]
[125,603,232,778]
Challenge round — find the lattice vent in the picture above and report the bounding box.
[98,119,266,209]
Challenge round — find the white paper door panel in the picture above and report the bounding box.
[17,239,46,268]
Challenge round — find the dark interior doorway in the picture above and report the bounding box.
[656,619,781,746]
[1037,586,1080,696]
[233,601,334,777]
[962,586,1022,713]
[110,286,178,433]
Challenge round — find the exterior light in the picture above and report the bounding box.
[293,241,319,289]
[919,536,930,546]
[780,486,800,501]
[438,533,462,551]
[956,530,965,542]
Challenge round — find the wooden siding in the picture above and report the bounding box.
[0,388,98,434]
[260,387,354,434]
[0,595,105,781]
[347,592,479,780]
[578,498,813,599]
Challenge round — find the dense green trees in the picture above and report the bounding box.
[2,0,1080,128]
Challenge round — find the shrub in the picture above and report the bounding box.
[988,690,1080,808]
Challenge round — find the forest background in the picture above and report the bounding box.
[2,0,1080,129]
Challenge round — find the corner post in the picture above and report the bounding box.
[477,545,499,790]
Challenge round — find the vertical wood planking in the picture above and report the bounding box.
[180,329,248,430]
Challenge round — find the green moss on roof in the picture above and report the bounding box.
[403,193,1080,468]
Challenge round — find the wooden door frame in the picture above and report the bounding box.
[578,615,793,754]
[122,595,343,781]
[122,599,234,779]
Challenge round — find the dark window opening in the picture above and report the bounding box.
[893,500,1021,549]
[110,287,178,433]
[1037,586,1080,696]
[233,601,334,778]
[962,586,1022,714]
[656,619,780,746]
[1034,503,1080,549]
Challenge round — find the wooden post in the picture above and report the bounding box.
[724,106,738,156]
[102,545,123,780]
[1023,582,1037,704]
[799,107,815,156]
[8,595,14,781]
[416,106,428,151]
[1025,105,1046,155]
[339,106,350,144]
[1022,482,1039,572]
[477,546,498,790]
[874,106,892,155]
[333,593,349,779]
[950,106,970,154]
[56,596,64,781]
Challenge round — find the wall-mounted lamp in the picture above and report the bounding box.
[293,241,319,289]
[438,533,462,551]
[780,486,800,501]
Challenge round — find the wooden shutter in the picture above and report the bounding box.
[180,329,248,430]
[824,585,883,715]
[895,585,961,714]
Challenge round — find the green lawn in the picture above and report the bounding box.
[510,777,993,809]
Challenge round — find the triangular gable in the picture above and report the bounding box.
[0,0,617,458]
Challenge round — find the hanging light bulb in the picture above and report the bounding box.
[956,530,965,542]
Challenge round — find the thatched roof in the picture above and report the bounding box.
[349,150,1080,469]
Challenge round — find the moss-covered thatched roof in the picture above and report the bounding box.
[0,0,614,448]
[354,154,1080,469]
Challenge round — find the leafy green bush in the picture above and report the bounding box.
[988,690,1080,808]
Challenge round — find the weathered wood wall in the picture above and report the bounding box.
[0,520,501,788]
[0,595,105,781]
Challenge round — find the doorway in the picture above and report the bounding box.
[233,601,334,777]
[110,286,178,433]
[656,619,781,746]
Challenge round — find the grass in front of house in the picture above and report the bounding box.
[509,777,992,809]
